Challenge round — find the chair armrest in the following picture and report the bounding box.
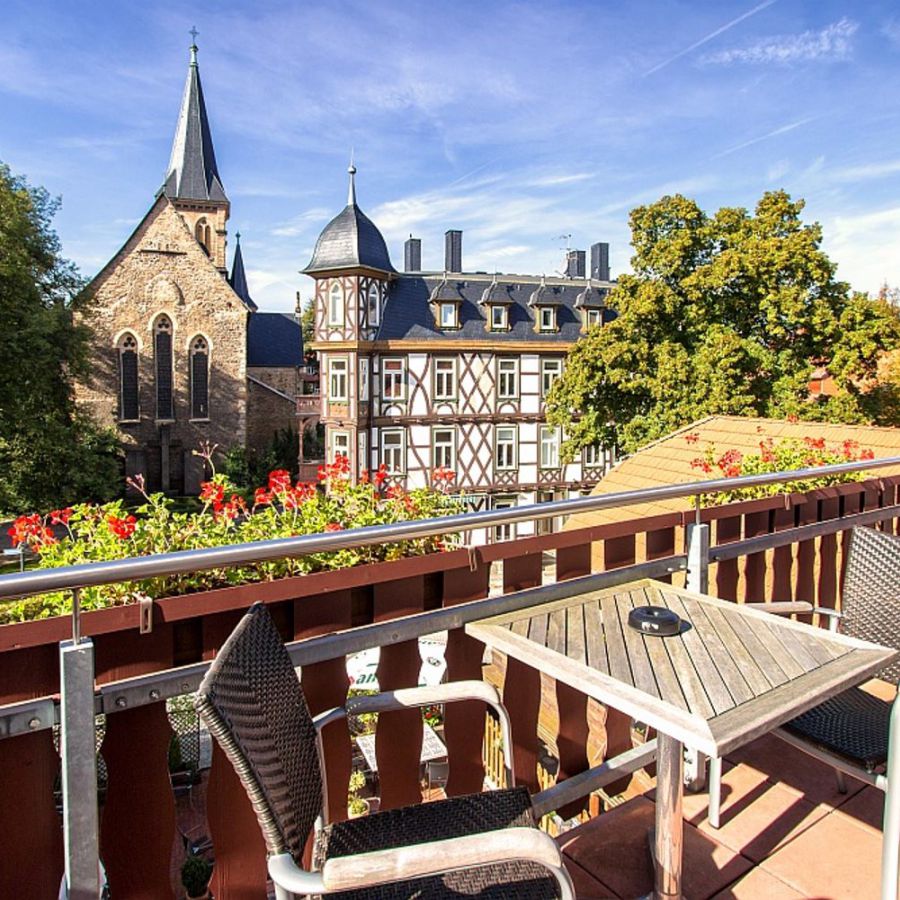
[319,827,570,894]
[744,601,842,631]
[315,680,515,786]
[267,855,325,896]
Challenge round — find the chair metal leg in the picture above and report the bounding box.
[273,883,293,900]
[707,755,723,830]
[836,768,848,795]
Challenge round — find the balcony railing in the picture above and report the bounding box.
[1,456,899,898]
[296,395,321,415]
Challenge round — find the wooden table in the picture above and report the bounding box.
[467,578,898,900]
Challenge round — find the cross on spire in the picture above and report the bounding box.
[189,26,199,44]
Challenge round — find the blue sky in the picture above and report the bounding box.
[3,1,900,311]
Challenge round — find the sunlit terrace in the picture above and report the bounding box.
[3,455,900,900]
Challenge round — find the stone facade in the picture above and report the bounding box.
[246,376,297,451]
[76,196,248,491]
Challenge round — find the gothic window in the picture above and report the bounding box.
[329,283,344,326]
[190,335,209,420]
[194,218,211,256]
[154,315,174,420]
[367,284,380,328]
[117,332,139,422]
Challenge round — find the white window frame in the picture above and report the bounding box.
[585,308,602,328]
[495,425,518,471]
[538,306,557,332]
[439,303,458,329]
[367,284,380,327]
[329,357,348,402]
[541,358,563,398]
[583,444,605,468]
[432,426,456,472]
[492,496,517,542]
[331,430,350,462]
[540,425,561,469]
[359,359,370,402]
[433,357,457,401]
[497,358,519,400]
[328,283,343,327]
[382,357,406,401]
[380,429,406,474]
[490,305,508,331]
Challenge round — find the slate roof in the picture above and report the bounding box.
[247,313,304,367]
[377,274,616,343]
[161,45,227,203]
[303,204,395,274]
[228,236,257,311]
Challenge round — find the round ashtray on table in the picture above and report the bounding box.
[627,605,681,637]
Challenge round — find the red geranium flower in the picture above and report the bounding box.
[268,470,291,493]
[324,522,343,532]
[107,514,137,540]
[50,508,73,526]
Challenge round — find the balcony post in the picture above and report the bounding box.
[59,636,100,899]
[685,520,709,596]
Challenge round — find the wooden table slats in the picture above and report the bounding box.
[468,579,897,758]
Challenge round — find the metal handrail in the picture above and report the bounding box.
[0,455,897,601]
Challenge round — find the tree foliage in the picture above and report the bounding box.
[0,162,119,512]
[547,191,900,458]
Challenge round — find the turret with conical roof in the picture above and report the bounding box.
[160,34,230,270]
[303,164,395,275]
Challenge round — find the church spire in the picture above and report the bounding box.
[347,160,357,207]
[229,232,257,311]
[162,32,227,203]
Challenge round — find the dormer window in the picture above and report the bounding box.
[439,303,458,329]
[538,306,557,333]
[584,308,602,328]
[489,305,508,331]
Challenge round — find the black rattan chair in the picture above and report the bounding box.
[707,526,900,900]
[195,602,576,899]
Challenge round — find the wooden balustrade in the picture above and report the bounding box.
[2,477,899,898]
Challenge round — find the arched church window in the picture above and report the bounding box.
[190,336,210,420]
[154,315,174,420]
[328,283,343,326]
[117,332,139,421]
[194,218,211,256]
[368,284,380,327]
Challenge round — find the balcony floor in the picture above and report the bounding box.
[557,719,889,899]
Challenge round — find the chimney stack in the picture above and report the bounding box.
[404,235,422,272]
[566,249,586,278]
[444,229,462,273]
[591,242,610,281]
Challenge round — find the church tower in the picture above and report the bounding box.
[160,36,230,270]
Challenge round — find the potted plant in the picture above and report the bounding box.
[180,853,212,900]
[347,769,370,818]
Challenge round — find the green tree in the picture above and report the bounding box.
[300,295,315,358]
[547,191,900,458]
[0,163,119,512]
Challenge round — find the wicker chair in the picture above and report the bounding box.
[707,526,900,900]
[195,602,576,899]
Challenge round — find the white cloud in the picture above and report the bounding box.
[831,159,900,183]
[528,172,595,188]
[702,18,858,65]
[882,20,900,48]
[823,205,900,294]
[271,208,333,238]
[714,116,819,158]
[644,0,778,76]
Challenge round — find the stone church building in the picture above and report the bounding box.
[76,42,305,493]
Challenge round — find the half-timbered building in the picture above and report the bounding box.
[305,167,617,540]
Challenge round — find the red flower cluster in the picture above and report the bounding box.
[107,514,137,540]
[268,469,292,493]
[200,481,225,507]
[218,495,247,521]
[803,436,826,451]
[717,448,743,478]
[324,522,343,532]
[690,457,713,474]
[318,454,351,483]
[8,514,56,549]
[684,432,700,445]
[359,464,389,488]
[432,466,456,484]
[50,508,73,525]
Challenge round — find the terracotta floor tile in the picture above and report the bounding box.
[860,678,896,702]
[725,733,865,806]
[710,865,805,899]
[562,856,619,899]
[832,785,885,836]
[687,763,829,863]
[761,807,883,899]
[557,796,751,900]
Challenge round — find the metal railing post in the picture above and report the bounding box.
[685,518,709,595]
[59,588,100,898]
